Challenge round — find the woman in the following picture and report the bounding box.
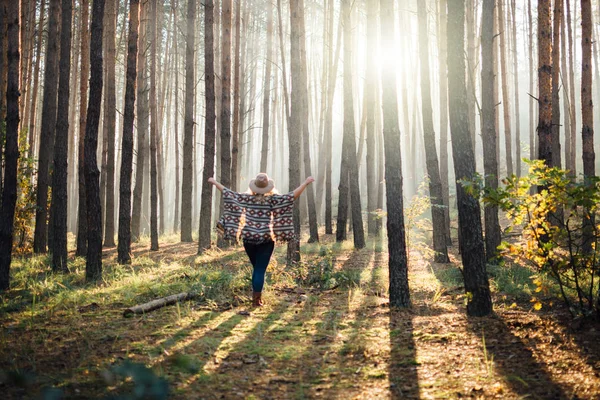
[208,173,314,306]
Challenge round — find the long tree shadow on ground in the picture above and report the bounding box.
[467,316,567,399]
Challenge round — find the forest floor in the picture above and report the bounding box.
[1,231,600,399]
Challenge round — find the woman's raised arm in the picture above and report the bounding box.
[293,176,315,199]
[208,177,225,193]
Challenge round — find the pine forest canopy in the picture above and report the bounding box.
[0,0,599,318]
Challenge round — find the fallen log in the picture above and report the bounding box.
[123,292,198,317]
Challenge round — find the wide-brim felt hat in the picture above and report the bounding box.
[249,174,275,194]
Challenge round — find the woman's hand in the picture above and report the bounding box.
[304,176,315,185]
[208,177,225,192]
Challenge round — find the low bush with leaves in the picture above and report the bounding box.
[471,160,600,318]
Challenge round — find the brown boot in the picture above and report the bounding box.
[252,292,263,307]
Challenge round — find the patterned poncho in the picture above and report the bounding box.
[218,188,296,243]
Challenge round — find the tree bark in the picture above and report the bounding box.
[132,3,148,241]
[260,0,273,173]
[551,0,562,169]
[417,2,449,263]
[33,0,60,254]
[498,0,513,176]
[365,0,377,237]
[337,0,364,249]
[380,0,410,308]
[27,0,45,160]
[102,0,117,247]
[231,0,241,191]
[77,0,90,256]
[510,0,521,176]
[287,0,304,264]
[481,0,502,261]
[117,0,140,264]
[149,0,159,251]
[447,0,492,317]
[220,0,232,190]
[566,0,577,174]
[85,0,106,282]
[538,0,553,166]
[0,0,20,290]
[50,0,73,272]
[437,0,452,245]
[180,0,195,242]
[198,0,217,253]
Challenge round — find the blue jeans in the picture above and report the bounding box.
[243,241,275,293]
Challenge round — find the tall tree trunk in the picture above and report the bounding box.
[417,2,449,263]
[561,2,571,174]
[437,0,452,245]
[85,0,106,282]
[447,0,492,317]
[498,0,513,176]
[0,0,20,290]
[68,11,80,232]
[298,0,319,244]
[380,0,410,308]
[337,0,364,249]
[102,0,117,247]
[482,0,502,260]
[50,0,73,272]
[260,0,273,173]
[365,0,377,236]
[33,0,60,254]
[220,0,232,190]
[528,0,535,164]
[27,0,45,160]
[581,0,595,253]
[287,0,304,264]
[77,0,90,256]
[551,0,562,168]
[180,0,195,242]
[231,0,241,191]
[172,0,180,233]
[510,0,521,176]
[149,0,159,251]
[538,0,553,166]
[198,0,217,253]
[132,3,148,241]
[566,0,577,174]
[117,0,140,264]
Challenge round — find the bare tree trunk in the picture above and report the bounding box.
[198,0,217,253]
[561,1,571,174]
[117,0,140,264]
[566,0,577,174]
[437,0,452,245]
[33,0,61,254]
[581,0,595,231]
[298,0,319,244]
[0,0,21,290]
[481,0,502,261]
[498,0,513,176]
[102,0,117,247]
[27,0,45,160]
[85,0,106,282]
[365,0,377,237]
[260,0,273,173]
[551,0,562,169]
[510,0,521,176]
[149,0,159,251]
[220,0,232,190]
[50,0,73,272]
[538,0,553,166]
[172,0,180,233]
[68,12,80,233]
[287,0,304,264]
[132,2,148,240]
[417,3,449,263]
[231,0,241,191]
[180,0,196,242]
[77,0,90,256]
[447,0,492,317]
[528,0,535,164]
[380,0,409,308]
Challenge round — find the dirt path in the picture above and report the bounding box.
[2,238,600,399]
